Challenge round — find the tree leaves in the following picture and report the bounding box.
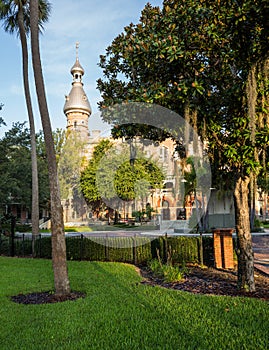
[80,139,165,211]
[98,0,269,188]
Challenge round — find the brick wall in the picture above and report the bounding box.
[213,228,234,269]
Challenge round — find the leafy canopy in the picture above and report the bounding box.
[80,139,165,212]
[98,0,269,183]
[0,123,49,210]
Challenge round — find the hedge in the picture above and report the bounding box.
[0,233,214,266]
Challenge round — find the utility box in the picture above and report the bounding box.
[213,228,234,269]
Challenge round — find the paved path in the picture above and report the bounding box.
[252,231,269,276]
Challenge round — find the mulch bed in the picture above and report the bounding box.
[11,291,86,305]
[139,265,269,301]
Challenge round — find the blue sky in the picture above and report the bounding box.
[0,0,163,136]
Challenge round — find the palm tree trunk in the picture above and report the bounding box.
[30,0,70,295]
[234,175,255,292]
[17,7,39,256]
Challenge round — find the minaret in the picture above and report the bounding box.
[63,43,91,140]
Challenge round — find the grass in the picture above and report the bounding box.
[0,257,268,350]
[23,224,158,234]
[66,223,158,232]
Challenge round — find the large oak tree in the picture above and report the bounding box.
[97,0,269,291]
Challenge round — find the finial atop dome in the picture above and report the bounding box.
[70,42,84,80]
[76,41,79,59]
[64,43,91,122]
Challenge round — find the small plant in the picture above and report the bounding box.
[161,265,184,283]
[148,248,186,283]
[148,258,162,275]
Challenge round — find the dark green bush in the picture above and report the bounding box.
[201,236,214,266]
[14,237,32,256]
[0,233,214,266]
[15,224,32,232]
[0,234,9,255]
[66,236,83,260]
[166,236,200,264]
[36,236,52,259]
[135,237,152,264]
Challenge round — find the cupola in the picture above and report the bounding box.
[63,42,91,139]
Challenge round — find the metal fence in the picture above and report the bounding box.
[0,231,213,266]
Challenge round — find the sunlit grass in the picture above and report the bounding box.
[39,223,158,233]
[0,257,268,350]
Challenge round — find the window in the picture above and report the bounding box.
[160,146,168,162]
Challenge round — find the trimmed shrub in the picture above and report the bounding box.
[36,236,52,259]
[0,234,10,255]
[105,237,134,263]
[168,236,200,263]
[66,236,83,260]
[14,236,32,256]
[0,233,214,266]
[135,237,152,264]
[202,236,214,266]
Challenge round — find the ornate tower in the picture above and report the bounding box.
[63,43,91,140]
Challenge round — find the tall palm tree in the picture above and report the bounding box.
[30,0,71,296]
[0,0,50,255]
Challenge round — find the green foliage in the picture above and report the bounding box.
[0,0,51,36]
[161,264,185,283]
[0,124,50,214]
[97,1,269,290]
[15,224,32,232]
[98,0,269,183]
[81,139,165,212]
[57,131,87,200]
[148,258,185,283]
[0,232,225,270]
[202,236,214,266]
[53,128,66,165]
[166,236,200,264]
[0,233,33,256]
[0,235,9,255]
[0,233,213,265]
[80,139,112,211]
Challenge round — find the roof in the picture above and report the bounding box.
[63,82,91,114]
[63,57,91,115]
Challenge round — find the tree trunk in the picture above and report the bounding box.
[234,175,255,292]
[17,8,39,257]
[246,66,258,232]
[30,0,70,295]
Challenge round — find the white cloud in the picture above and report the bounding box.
[9,83,24,96]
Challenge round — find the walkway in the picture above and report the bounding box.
[253,231,269,276]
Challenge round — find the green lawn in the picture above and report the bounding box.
[38,223,158,234]
[0,257,268,350]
